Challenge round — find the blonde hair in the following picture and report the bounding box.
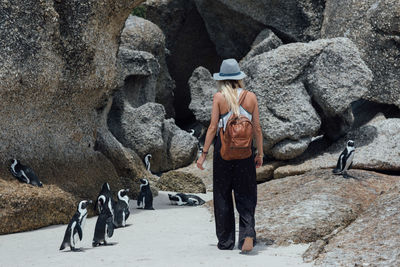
[218,80,245,116]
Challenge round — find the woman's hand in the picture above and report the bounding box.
[255,155,263,168]
[196,153,207,170]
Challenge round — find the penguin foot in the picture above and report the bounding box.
[71,247,82,252]
[92,241,100,247]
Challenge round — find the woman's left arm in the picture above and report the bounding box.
[196,93,221,170]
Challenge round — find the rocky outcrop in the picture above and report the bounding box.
[241,29,283,63]
[313,184,400,266]
[143,0,222,125]
[0,0,145,203]
[166,146,214,192]
[274,117,400,178]
[256,162,282,183]
[118,15,175,117]
[188,67,218,127]
[109,102,198,173]
[0,179,77,234]
[322,0,400,108]
[256,169,398,245]
[189,38,372,160]
[194,0,326,59]
[156,170,206,193]
[242,38,372,159]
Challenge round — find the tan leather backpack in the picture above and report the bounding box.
[219,90,253,160]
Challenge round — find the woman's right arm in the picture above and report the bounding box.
[196,93,221,170]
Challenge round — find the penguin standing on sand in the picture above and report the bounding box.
[92,195,114,247]
[60,200,92,252]
[113,189,130,228]
[333,140,355,178]
[94,182,114,214]
[137,178,154,210]
[9,159,43,187]
[168,193,205,206]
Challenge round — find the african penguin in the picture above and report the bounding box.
[144,154,152,173]
[137,178,154,210]
[94,182,114,214]
[92,195,114,247]
[332,140,355,178]
[168,193,205,206]
[9,159,43,187]
[60,200,92,252]
[113,189,130,228]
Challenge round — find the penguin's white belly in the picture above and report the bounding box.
[122,212,126,227]
[344,152,354,171]
[70,222,77,246]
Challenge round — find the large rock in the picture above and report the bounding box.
[156,170,206,193]
[143,0,222,125]
[194,0,326,59]
[0,0,145,205]
[114,48,160,108]
[109,102,198,173]
[242,38,372,159]
[256,169,398,245]
[241,29,283,63]
[189,38,372,160]
[314,184,400,266]
[0,179,77,234]
[274,117,400,178]
[322,0,400,108]
[118,15,175,117]
[188,67,218,126]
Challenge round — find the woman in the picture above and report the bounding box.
[196,58,263,253]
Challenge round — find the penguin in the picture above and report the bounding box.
[332,140,355,178]
[137,178,154,210]
[94,182,114,214]
[9,159,43,187]
[92,195,114,247]
[144,154,152,173]
[113,189,130,228]
[60,200,92,252]
[168,193,205,206]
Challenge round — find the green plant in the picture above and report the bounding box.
[131,5,146,18]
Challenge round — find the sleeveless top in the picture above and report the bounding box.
[218,88,253,132]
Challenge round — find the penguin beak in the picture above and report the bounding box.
[88,200,93,204]
[125,189,130,192]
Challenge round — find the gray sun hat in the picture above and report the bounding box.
[213,58,247,81]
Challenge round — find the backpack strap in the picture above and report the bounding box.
[238,90,248,108]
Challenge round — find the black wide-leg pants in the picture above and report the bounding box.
[213,135,257,250]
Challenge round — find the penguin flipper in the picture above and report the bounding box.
[75,223,83,241]
[106,219,114,238]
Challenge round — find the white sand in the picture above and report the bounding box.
[0,192,311,267]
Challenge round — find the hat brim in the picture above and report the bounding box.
[213,71,247,81]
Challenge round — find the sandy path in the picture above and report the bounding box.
[0,192,311,267]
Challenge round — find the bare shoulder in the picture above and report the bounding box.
[213,92,224,101]
[245,91,258,102]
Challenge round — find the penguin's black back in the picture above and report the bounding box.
[93,208,114,243]
[60,212,80,250]
[114,200,130,227]
[94,183,113,212]
[143,185,153,209]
